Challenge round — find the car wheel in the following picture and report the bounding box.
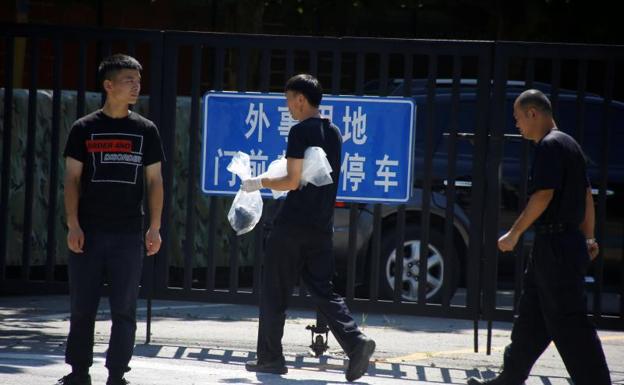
[379,225,458,303]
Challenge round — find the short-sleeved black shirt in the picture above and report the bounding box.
[530,129,590,226]
[63,110,165,232]
[273,117,342,233]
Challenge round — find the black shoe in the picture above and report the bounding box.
[467,374,515,385]
[106,378,129,385]
[245,359,288,375]
[55,373,92,385]
[346,336,376,382]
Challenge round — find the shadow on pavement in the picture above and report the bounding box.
[132,343,578,384]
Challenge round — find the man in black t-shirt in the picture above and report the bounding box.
[467,90,611,385]
[57,55,164,385]
[241,74,376,382]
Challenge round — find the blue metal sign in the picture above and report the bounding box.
[201,92,416,203]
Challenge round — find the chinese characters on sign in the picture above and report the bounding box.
[202,92,415,203]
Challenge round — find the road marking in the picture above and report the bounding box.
[383,334,624,363]
[382,347,505,363]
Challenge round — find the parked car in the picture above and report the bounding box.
[331,79,624,302]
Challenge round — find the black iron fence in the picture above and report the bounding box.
[1,24,623,350]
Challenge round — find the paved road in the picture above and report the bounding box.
[1,296,623,384]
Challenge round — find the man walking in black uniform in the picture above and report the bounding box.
[468,89,611,385]
[241,74,376,382]
[57,54,164,385]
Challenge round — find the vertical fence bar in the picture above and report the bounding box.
[331,49,341,95]
[127,40,136,58]
[253,46,270,296]
[484,44,509,355]
[346,204,358,301]
[550,57,561,117]
[575,58,588,145]
[158,37,178,291]
[309,49,318,77]
[346,48,365,302]
[229,230,240,293]
[468,45,492,352]
[286,48,295,79]
[260,48,270,92]
[214,46,225,91]
[183,43,202,292]
[77,39,86,118]
[369,204,382,302]
[205,197,217,292]
[100,40,112,106]
[355,52,364,96]
[402,52,413,98]
[145,32,165,344]
[514,56,534,310]
[0,36,15,281]
[442,53,461,308]
[391,50,411,305]
[593,57,614,321]
[394,205,406,303]
[379,52,388,96]
[22,37,39,281]
[418,52,437,305]
[238,46,248,92]
[252,209,264,296]
[206,45,224,293]
[46,38,63,282]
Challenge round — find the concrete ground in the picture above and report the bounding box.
[1,295,623,384]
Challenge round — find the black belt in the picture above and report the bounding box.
[534,223,577,234]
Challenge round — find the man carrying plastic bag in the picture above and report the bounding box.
[227,146,333,234]
[241,74,376,382]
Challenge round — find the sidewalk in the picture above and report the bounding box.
[1,295,623,384]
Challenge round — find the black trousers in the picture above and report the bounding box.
[65,230,144,374]
[256,224,363,363]
[502,230,611,385]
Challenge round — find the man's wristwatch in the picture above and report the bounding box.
[586,238,597,246]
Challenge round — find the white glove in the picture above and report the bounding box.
[241,177,263,192]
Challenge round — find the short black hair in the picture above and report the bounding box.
[515,89,553,116]
[98,54,142,82]
[285,74,322,107]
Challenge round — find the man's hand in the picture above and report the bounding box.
[498,231,519,252]
[587,240,599,261]
[241,177,263,193]
[67,226,85,253]
[145,228,162,256]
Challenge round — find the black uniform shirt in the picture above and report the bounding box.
[530,129,590,226]
[273,117,342,233]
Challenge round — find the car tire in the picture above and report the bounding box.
[378,224,459,303]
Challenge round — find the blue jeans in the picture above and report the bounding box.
[65,230,144,374]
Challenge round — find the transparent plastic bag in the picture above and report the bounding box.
[260,157,288,199]
[300,146,333,187]
[226,152,263,235]
[257,146,334,199]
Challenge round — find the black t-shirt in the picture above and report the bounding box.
[530,129,590,226]
[63,110,165,232]
[273,117,342,233]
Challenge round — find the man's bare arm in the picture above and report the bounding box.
[580,187,599,259]
[498,189,553,251]
[64,157,84,253]
[145,162,164,256]
[580,187,595,239]
[261,157,303,191]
